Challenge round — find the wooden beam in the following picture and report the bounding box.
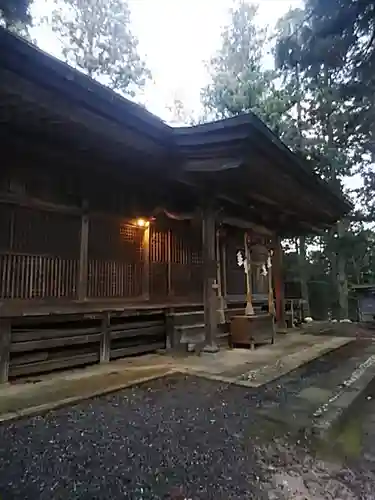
[0,319,11,383]
[222,190,325,234]
[0,192,81,215]
[177,170,335,233]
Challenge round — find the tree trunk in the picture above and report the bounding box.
[329,243,338,319]
[323,66,348,320]
[337,220,349,320]
[295,63,311,318]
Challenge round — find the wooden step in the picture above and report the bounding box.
[168,310,205,326]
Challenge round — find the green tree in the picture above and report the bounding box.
[304,0,375,134]
[0,0,32,39]
[0,0,30,28]
[201,1,291,134]
[303,0,375,216]
[48,0,151,96]
[274,8,313,316]
[273,5,360,319]
[166,92,197,126]
[287,4,363,319]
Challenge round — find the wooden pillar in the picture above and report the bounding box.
[244,232,254,315]
[267,251,276,317]
[221,237,228,300]
[167,229,172,297]
[100,312,111,363]
[201,205,219,352]
[0,319,11,383]
[273,235,286,328]
[142,224,150,300]
[78,206,89,301]
[216,229,226,324]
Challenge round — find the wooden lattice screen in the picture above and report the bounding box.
[0,203,80,299]
[170,222,203,299]
[87,215,144,299]
[0,204,222,304]
[150,219,203,301]
[150,227,169,299]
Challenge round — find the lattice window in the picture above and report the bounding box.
[87,215,144,299]
[149,227,168,300]
[12,207,80,258]
[88,216,143,263]
[150,229,168,263]
[0,203,80,300]
[170,220,203,299]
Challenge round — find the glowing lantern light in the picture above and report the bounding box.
[136,218,149,228]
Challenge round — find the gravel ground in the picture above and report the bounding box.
[0,373,374,499]
[0,375,270,500]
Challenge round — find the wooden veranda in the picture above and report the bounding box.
[0,28,351,382]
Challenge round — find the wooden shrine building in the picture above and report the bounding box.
[0,28,351,382]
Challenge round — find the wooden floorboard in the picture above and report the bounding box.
[0,298,207,318]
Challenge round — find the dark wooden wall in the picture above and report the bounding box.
[223,227,268,298]
[225,228,246,297]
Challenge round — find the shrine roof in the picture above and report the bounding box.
[0,27,351,233]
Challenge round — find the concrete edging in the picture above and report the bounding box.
[0,369,177,424]
[312,354,375,440]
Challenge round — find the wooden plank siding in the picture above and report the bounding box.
[8,312,166,378]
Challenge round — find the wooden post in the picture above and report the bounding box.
[267,252,276,317]
[167,229,172,297]
[216,229,226,324]
[100,312,111,363]
[221,237,228,300]
[78,205,89,301]
[244,232,254,315]
[201,204,219,353]
[0,319,11,383]
[273,235,286,328]
[142,224,150,300]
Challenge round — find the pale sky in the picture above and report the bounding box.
[31,0,302,122]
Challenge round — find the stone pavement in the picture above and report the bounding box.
[0,333,351,422]
[176,334,351,387]
[255,339,375,438]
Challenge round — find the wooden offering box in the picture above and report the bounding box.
[230,314,275,349]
